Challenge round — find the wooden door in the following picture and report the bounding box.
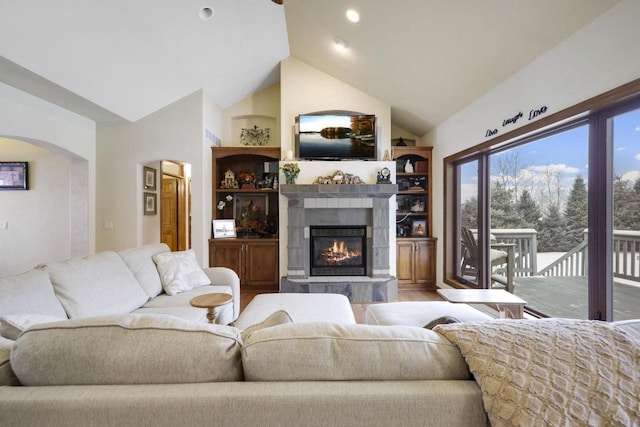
[161,177,179,251]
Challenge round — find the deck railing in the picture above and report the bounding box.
[537,240,588,277]
[490,229,538,277]
[612,230,640,281]
[533,230,640,283]
[469,228,640,283]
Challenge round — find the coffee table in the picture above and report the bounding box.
[437,289,527,319]
[190,293,233,324]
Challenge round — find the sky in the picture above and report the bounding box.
[298,115,352,133]
[460,107,640,203]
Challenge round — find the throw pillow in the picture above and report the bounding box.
[240,309,293,342]
[0,314,66,340]
[152,249,211,296]
[435,319,640,427]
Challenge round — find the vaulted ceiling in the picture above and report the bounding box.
[0,0,620,136]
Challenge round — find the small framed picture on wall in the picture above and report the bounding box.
[0,162,29,190]
[143,192,157,215]
[143,166,157,191]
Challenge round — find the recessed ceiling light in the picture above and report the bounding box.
[334,38,349,50]
[199,7,214,20]
[346,9,360,23]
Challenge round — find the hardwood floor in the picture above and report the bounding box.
[239,289,444,324]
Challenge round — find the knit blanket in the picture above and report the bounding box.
[435,319,640,427]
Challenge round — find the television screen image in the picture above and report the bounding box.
[297,114,376,160]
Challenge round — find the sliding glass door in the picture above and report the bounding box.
[611,106,640,321]
[447,88,640,320]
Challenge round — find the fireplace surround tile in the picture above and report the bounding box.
[280,184,398,302]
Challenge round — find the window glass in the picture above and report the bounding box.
[487,126,589,318]
[458,160,480,286]
[611,107,640,321]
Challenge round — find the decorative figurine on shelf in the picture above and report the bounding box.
[281,163,300,184]
[236,171,256,189]
[222,169,236,189]
[314,170,364,185]
[377,167,391,184]
[404,160,414,173]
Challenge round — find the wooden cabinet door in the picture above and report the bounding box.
[396,241,415,285]
[210,242,244,282]
[414,240,431,285]
[245,241,279,288]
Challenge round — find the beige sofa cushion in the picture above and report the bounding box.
[0,269,67,318]
[242,322,470,381]
[11,314,243,385]
[240,310,293,342]
[39,251,149,318]
[118,243,170,299]
[0,313,65,340]
[0,336,18,386]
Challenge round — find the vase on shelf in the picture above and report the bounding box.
[285,173,297,185]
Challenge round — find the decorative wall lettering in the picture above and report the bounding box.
[484,105,549,138]
[503,112,523,127]
[528,105,548,121]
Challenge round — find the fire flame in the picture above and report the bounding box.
[321,240,362,264]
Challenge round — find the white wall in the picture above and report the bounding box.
[279,57,396,277]
[425,0,640,283]
[0,82,95,275]
[222,83,281,147]
[0,139,69,274]
[96,90,221,266]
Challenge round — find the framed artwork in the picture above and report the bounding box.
[411,220,426,237]
[0,162,29,190]
[143,192,157,215]
[143,166,157,191]
[234,194,268,221]
[212,219,237,239]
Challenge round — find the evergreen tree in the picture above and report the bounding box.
[564,175,588,248]
[516,189,541,229]
[460,196,478,229]
[490,182,521,229]
[537,205,568,252]
[613,176,640,230]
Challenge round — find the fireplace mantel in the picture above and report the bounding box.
[280,184,397,199]
[280,183,397,302]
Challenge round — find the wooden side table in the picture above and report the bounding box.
[189,293,233,324]
[437,289,527,319]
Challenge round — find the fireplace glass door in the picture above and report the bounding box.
[310,226,366,276]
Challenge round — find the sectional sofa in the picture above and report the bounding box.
[0,245,638,426]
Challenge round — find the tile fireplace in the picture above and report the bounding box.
[280,184,397,302]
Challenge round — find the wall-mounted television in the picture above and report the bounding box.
[296,113,376,160]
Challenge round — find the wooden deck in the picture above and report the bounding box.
[512,276,639,320]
